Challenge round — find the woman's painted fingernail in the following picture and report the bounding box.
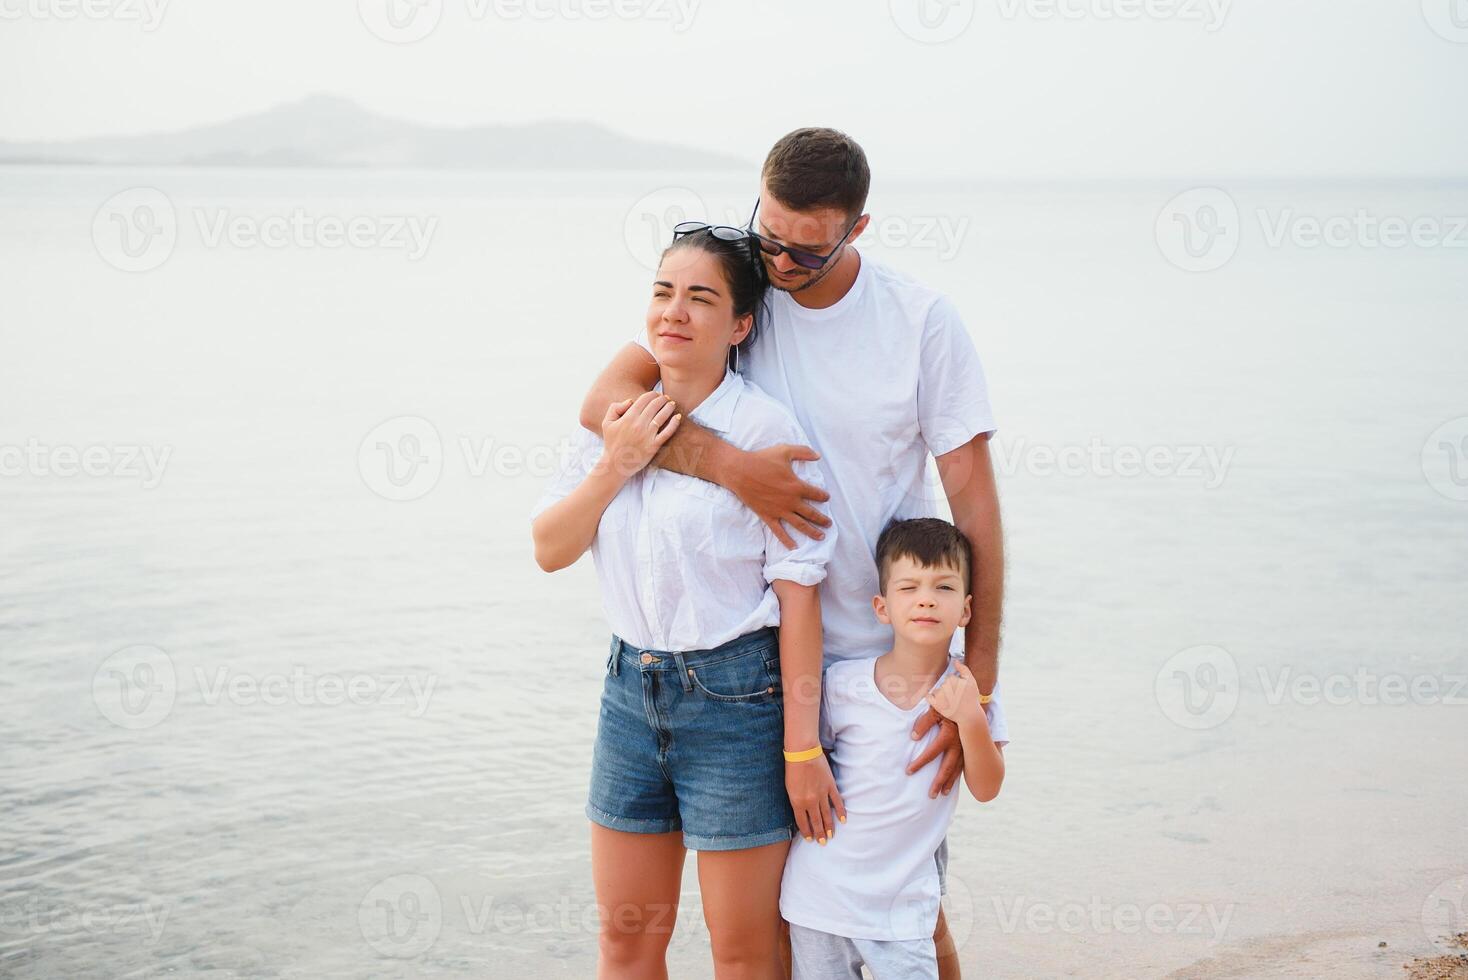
[838,815,846,823]
[817,837,826,846]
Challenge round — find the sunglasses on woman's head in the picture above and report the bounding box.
[672,222,755,244]
[744,196,861,271]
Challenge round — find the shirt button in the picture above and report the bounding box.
[640,653,655,665]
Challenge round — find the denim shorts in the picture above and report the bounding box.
[587,627,796,851]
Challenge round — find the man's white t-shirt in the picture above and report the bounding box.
[779,655,1010,941]
[637,251,997,665]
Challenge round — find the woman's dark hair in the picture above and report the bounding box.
[660,228,769,371]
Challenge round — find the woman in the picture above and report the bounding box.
[531,226,842,979]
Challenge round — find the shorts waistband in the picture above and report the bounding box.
[609,627,778,677]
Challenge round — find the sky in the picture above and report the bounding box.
[2,0,1466,179]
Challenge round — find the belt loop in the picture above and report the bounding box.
[610,637,622,676]
[672,651,692,692]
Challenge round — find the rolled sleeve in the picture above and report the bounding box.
[529,429,603,522]
[917,296,997,458]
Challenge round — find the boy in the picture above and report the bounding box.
[780,518,1009,979]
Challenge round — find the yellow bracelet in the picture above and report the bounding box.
[979,692,993,705]
[783,745,824,763]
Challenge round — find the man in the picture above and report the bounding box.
[580,127,1004,979]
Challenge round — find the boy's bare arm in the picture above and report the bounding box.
[956,717,1005,803]
[578,342,834,547]
[924,660,1004,801]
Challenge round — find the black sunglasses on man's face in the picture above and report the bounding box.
[744,197,861,271]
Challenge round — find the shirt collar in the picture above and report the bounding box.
[656,369,742,435]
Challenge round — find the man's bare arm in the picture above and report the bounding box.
[936,432,1004,694]
[909,431,1004,796]
[577,342,833,547]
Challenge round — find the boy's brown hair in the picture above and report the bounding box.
[875,517,972,594]
[761,127,871,220]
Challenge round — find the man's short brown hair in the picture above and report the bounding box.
[875,517,972,594]
[761,127,871,219]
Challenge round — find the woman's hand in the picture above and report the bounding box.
[597,391,681,480]
[786,753,845,846]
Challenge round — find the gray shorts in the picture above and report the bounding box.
[788,923,938,979]
[935,835,948,896]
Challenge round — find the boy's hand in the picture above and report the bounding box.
[927,662,986,728]
[786,753,846,846]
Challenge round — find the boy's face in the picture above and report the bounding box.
[873,555,972,646]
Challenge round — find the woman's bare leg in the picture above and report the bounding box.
[697,840,790,980]
[590,823,687,980]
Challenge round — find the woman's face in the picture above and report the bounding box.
[646,247,752,375]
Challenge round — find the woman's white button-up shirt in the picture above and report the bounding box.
[533,370,837,653]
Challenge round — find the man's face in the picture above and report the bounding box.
[752,182,866,293]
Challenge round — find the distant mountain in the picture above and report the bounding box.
[0,94,749,171]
